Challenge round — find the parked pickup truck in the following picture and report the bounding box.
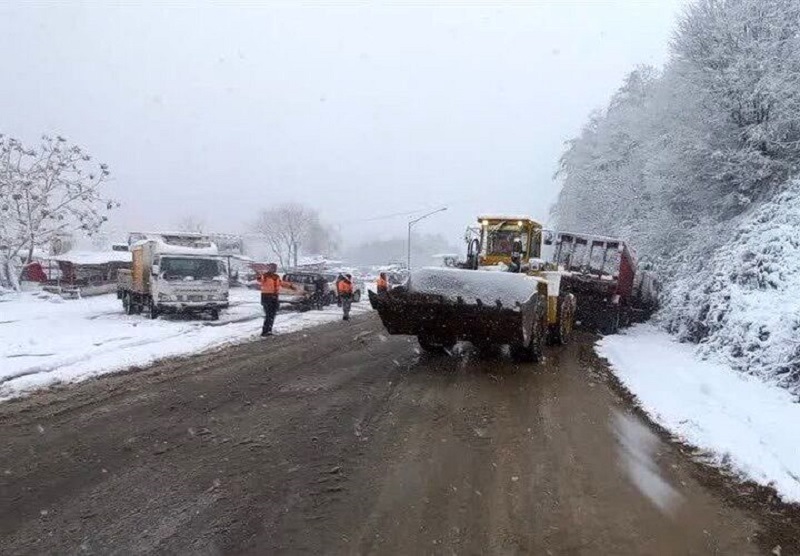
[280,272,332,310]
[117,232,229,320]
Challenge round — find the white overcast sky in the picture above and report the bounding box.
[0,1,685,247]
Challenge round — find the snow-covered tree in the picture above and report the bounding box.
[0,134,116,288]
[554,0,800,266]
[551,0,800,390]
[250,203,326,269]
[175,214,207,234]
[673,0,800,210]
[306,221,341,258]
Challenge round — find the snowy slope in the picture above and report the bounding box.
[662,179,800,392]
[598,324,800,504]
[0,288,372,401]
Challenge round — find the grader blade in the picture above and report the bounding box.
[369,268,545,351]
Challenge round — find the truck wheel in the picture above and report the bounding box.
[123,293,134,315]
[147,300,159,320]
[602,306,620,335]
[620,307,632,329]
[210,309,220,321]
[417,335,455,354]
[551,294,576,345]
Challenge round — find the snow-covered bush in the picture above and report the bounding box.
[663,180,800,391]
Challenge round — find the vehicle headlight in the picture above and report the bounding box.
[158,293,170,301]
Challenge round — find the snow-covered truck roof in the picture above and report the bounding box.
[127,231,215,249]
[477,215,540,225]
[555,230,629,246]
[130,239,220,257]
[47,251,132,265]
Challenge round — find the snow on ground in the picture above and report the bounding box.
[0,288,372,401]
[598,324,800,504]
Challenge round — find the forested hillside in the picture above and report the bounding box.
[552,0,800,388]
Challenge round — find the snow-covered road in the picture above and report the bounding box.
[598,324,800,504]
[0,288,372,401]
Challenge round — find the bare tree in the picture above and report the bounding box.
[0,134,116,288]
[175,214,207,234]
[250,203,323,269]
[307,221,341,257]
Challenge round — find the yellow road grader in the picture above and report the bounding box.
[368,216,577,362]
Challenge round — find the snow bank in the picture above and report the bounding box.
[663,179,800,392]
[409,267,539,307]
[0,289,372,401]
[598,324,800,503]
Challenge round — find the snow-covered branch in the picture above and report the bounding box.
[0,134,118,288]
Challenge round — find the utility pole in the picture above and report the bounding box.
[407,207,447,271]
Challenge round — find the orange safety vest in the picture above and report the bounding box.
[260,273,282,295]
[337,279,353,295]
[376,276,388,292]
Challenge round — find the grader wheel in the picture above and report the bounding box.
[510,312,547,363]
[551,294,577,346]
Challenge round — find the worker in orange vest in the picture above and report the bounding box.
[337,273,354,321]
[376,272,389,294]
[258,263,293,336]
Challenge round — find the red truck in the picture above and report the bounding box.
[550,232,659,334]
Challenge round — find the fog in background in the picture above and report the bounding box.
[0,1,684,254]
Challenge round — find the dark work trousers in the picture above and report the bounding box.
[340,293,352,320]
[261,293,279,335]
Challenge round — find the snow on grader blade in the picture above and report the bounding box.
[369,268,555,361]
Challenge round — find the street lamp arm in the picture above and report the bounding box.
[409,207,448,226]
[407,207,447,271]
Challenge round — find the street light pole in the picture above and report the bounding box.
[407,207,447,271]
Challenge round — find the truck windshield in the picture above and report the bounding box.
[160,257,223,280]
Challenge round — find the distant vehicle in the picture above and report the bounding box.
[46,251,131,298]
[117,232,229,320]
[280,271,332,310]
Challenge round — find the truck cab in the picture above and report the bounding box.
[150,253,229,312]
[118,232,229,320]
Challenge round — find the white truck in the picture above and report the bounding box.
[117,232,229,320]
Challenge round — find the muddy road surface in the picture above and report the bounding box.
[1,314,796,554]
